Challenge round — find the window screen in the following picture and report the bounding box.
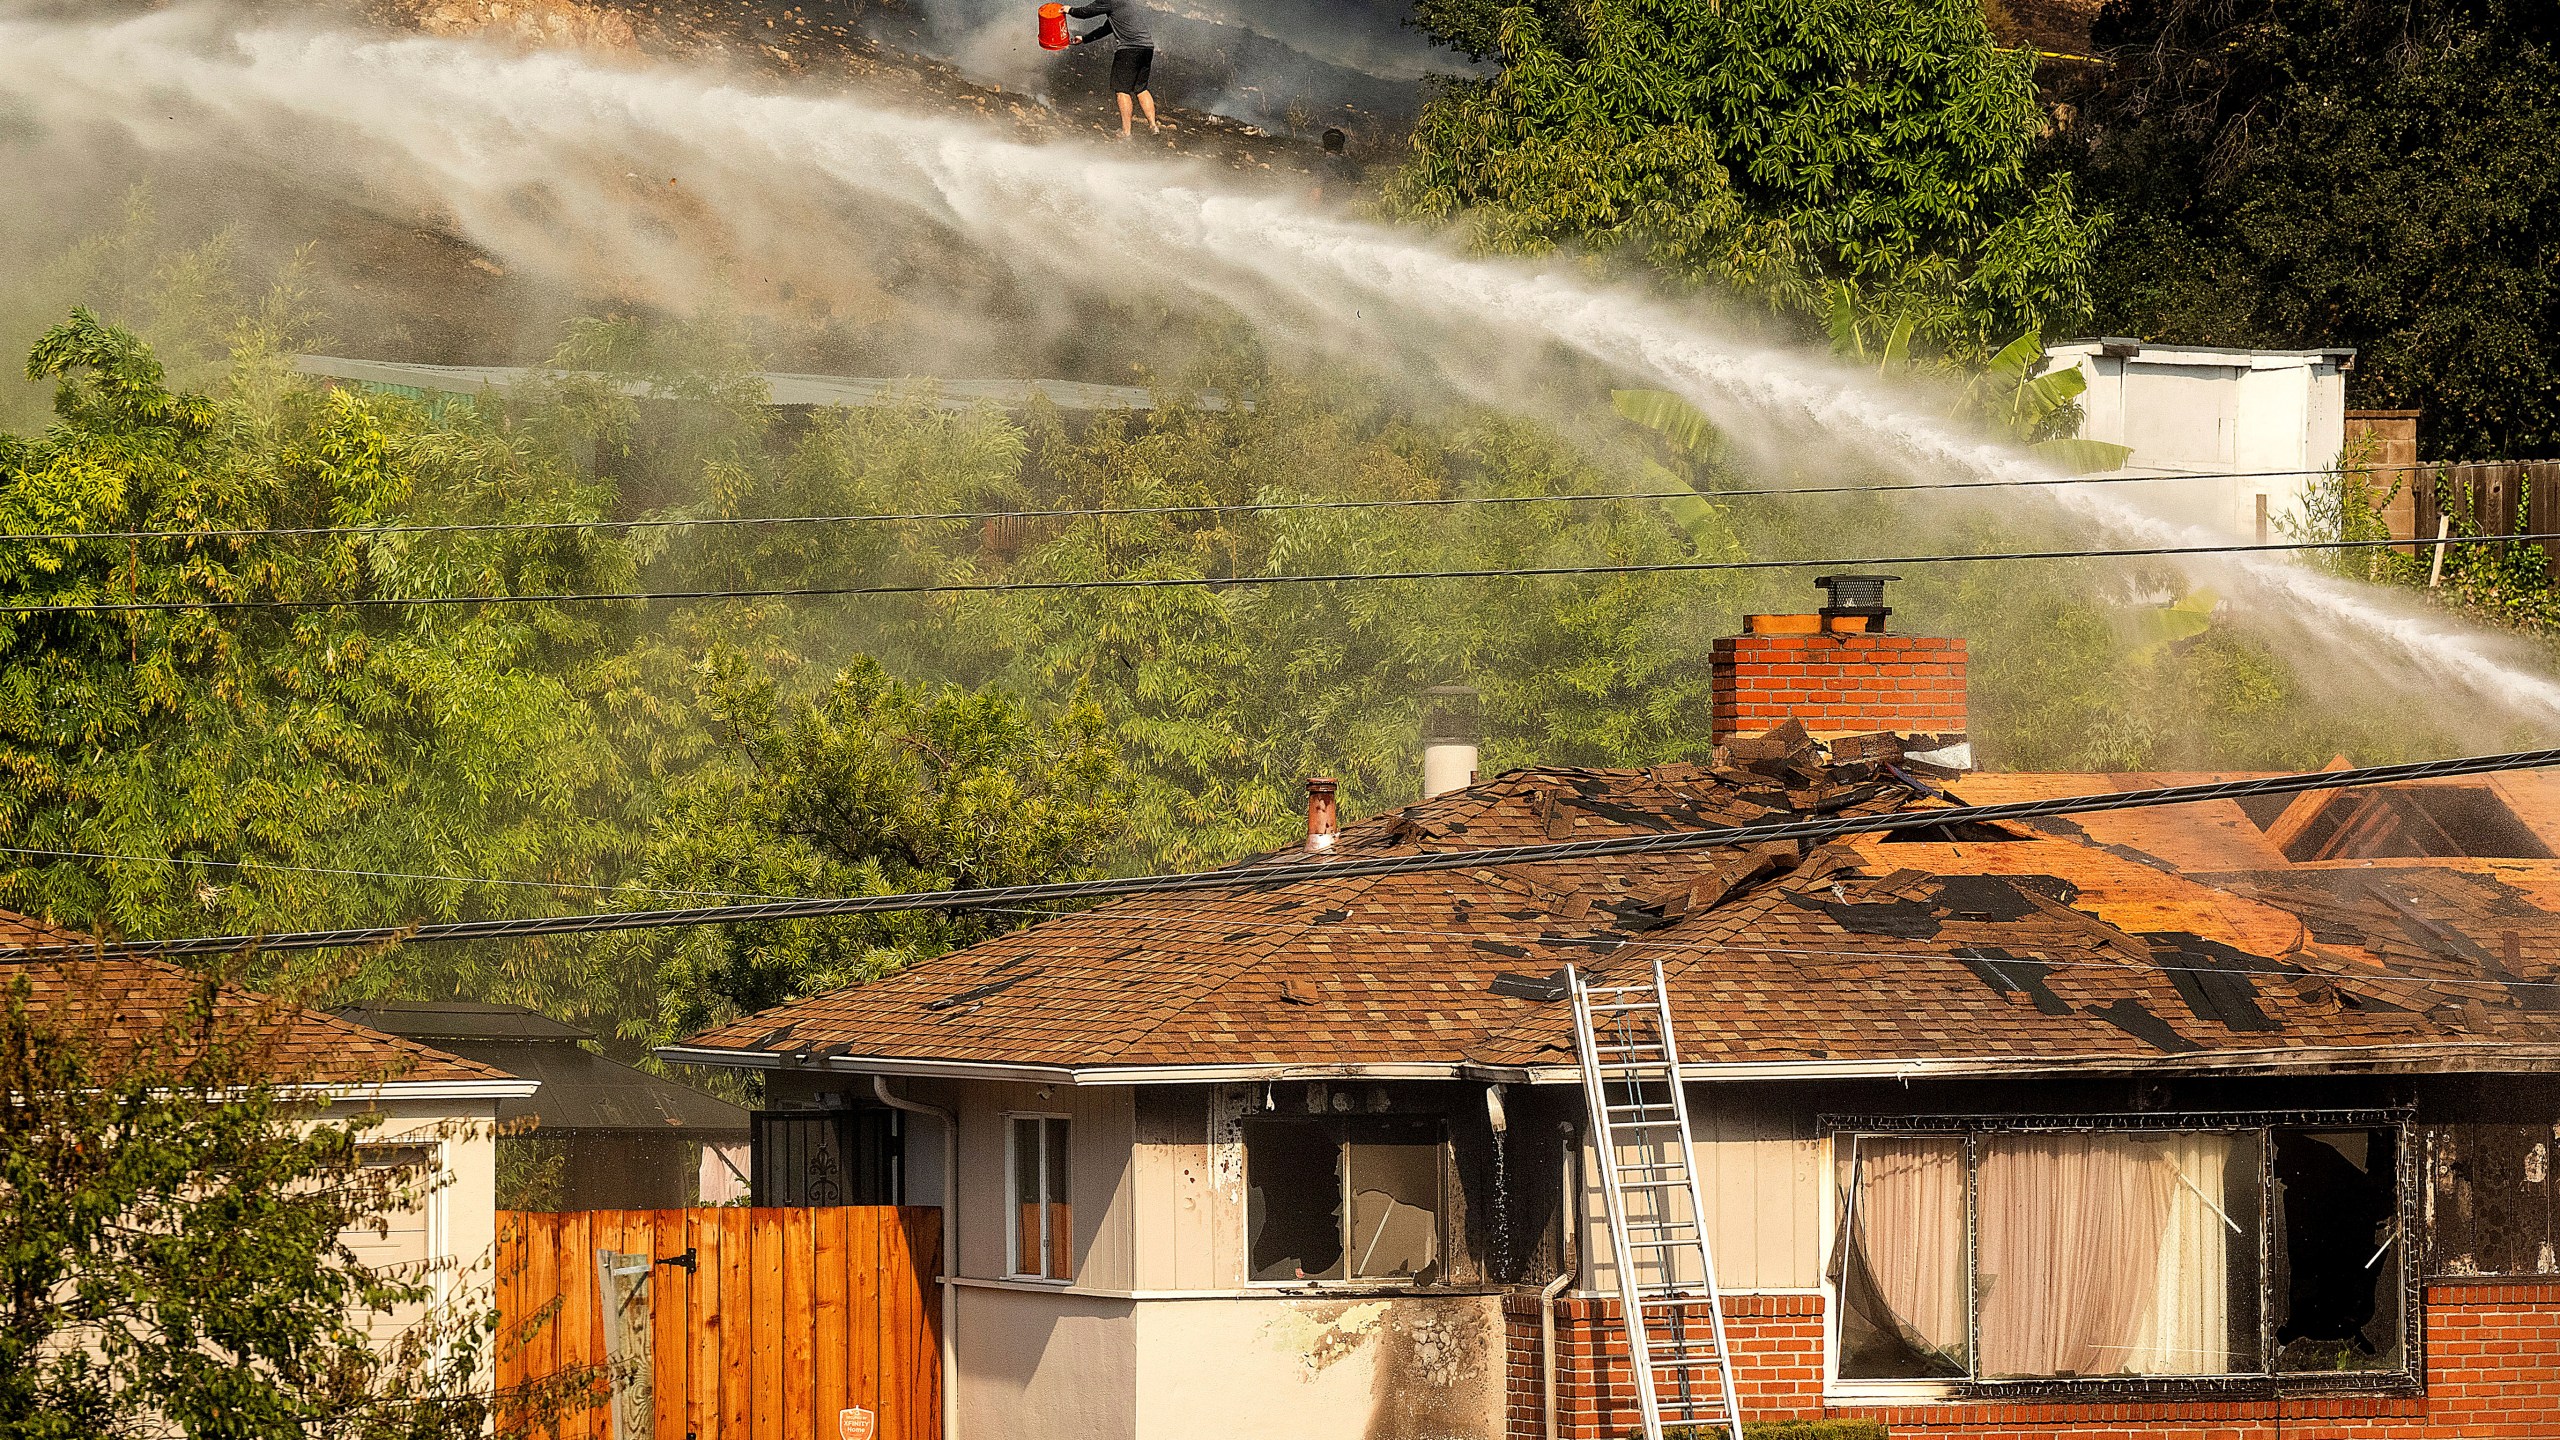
[1346,1133,1439,1279]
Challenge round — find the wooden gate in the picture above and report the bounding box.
[497,1207,943,1440]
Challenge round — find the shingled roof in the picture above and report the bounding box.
[666,729,2560,1084]
[1,909,527,1091]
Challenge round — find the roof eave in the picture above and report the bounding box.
[665,1042,2560,1087]
[308,1078,544,1102]
[655,1045,1538,1087]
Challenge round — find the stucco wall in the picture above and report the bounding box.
[950,1288,1505,1440]
[1135,1292,1506,1440]
[953,1284,1139,1440]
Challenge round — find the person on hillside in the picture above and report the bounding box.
[1311,127,1363,203]
[1068,0,1158,139]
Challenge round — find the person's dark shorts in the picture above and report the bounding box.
[1110,46,1154,95]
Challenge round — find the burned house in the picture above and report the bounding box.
[664,599,2560,1440]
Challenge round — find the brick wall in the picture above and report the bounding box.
[1709,633,1967,742]
[1503,1284,2560,1440]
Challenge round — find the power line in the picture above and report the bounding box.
[0,844,813,904]
[0,460,2488,548]
[3,527,2545,616]
[8,747,2554,961]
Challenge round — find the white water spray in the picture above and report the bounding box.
[4,5,2557,729]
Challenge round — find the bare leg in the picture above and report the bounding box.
[1138,90,1159,133]
[1115,91,1134,138]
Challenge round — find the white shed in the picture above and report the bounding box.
[2042,338,2356,539]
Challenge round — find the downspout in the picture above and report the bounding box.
[875,1076,959,1440]
[1486,1083,1511,1280]
[1541,1121,1580,1440]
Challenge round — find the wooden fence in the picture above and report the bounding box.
[497,1207,943,1440]
[2375,460,2560,569]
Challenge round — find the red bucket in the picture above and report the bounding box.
[1037,3,1070,50]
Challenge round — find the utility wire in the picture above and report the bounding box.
[0,844,812,904]
[0,460,2493,548]
[3,527,2547,616]
[8,747,2554,961]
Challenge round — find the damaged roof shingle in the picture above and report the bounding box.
[676,735,2560,1079]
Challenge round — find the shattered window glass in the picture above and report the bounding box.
[1828,1123,2421,1388]
[1838,1136,1970,1379]
[1346,1132,1440,1279]
[1245,1118,1444,1284]
[1246,1121,1346,1281]
[2272,1128,2403,1373]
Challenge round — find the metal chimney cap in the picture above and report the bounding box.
[1814,574,1898,618]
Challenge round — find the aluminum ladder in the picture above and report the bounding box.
[1568,957,1744,1440]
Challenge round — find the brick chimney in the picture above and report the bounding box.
[1710,576,1967,747]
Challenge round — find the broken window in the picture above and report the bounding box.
[2272,1128,2402,1373]
[1834,1120,2410,1389]
[1245,1118,1443,1284]
[1008,1115,1071,1281]
[1837,1136,1969,1379]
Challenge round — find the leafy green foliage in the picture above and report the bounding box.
[0,960,596,1439]
[0,287,2494,1055]
[2057,0,2560,457]
[2288,461,2560,635]
[1391,0,2104,351]
[624,654,1123,1041]
[0,310,637,1027]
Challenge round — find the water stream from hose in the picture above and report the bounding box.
[6,6,2558,725]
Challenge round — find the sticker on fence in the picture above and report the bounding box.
[839,1407,877,1440]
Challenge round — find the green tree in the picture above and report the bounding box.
[0,312,635,1024]
[0,957,593,1438]
[625,655,1125,1043]
[2057,0,2560,457]
[1390,0,2103,350]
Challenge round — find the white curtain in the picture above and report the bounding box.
[1842,1137,1970,1374]
[1977,1134,2241,1378]
[2127,1134,2243,1374]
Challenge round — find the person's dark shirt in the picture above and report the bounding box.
[1067,0,1154,49]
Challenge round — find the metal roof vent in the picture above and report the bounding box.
[1814,573,1897,630]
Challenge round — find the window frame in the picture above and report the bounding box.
[1818,1108,2421,1402]
[1003,1111,1074,1284]
[1239,1115,1450,1290]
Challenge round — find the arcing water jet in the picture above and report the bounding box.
[3,3,2556,729]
